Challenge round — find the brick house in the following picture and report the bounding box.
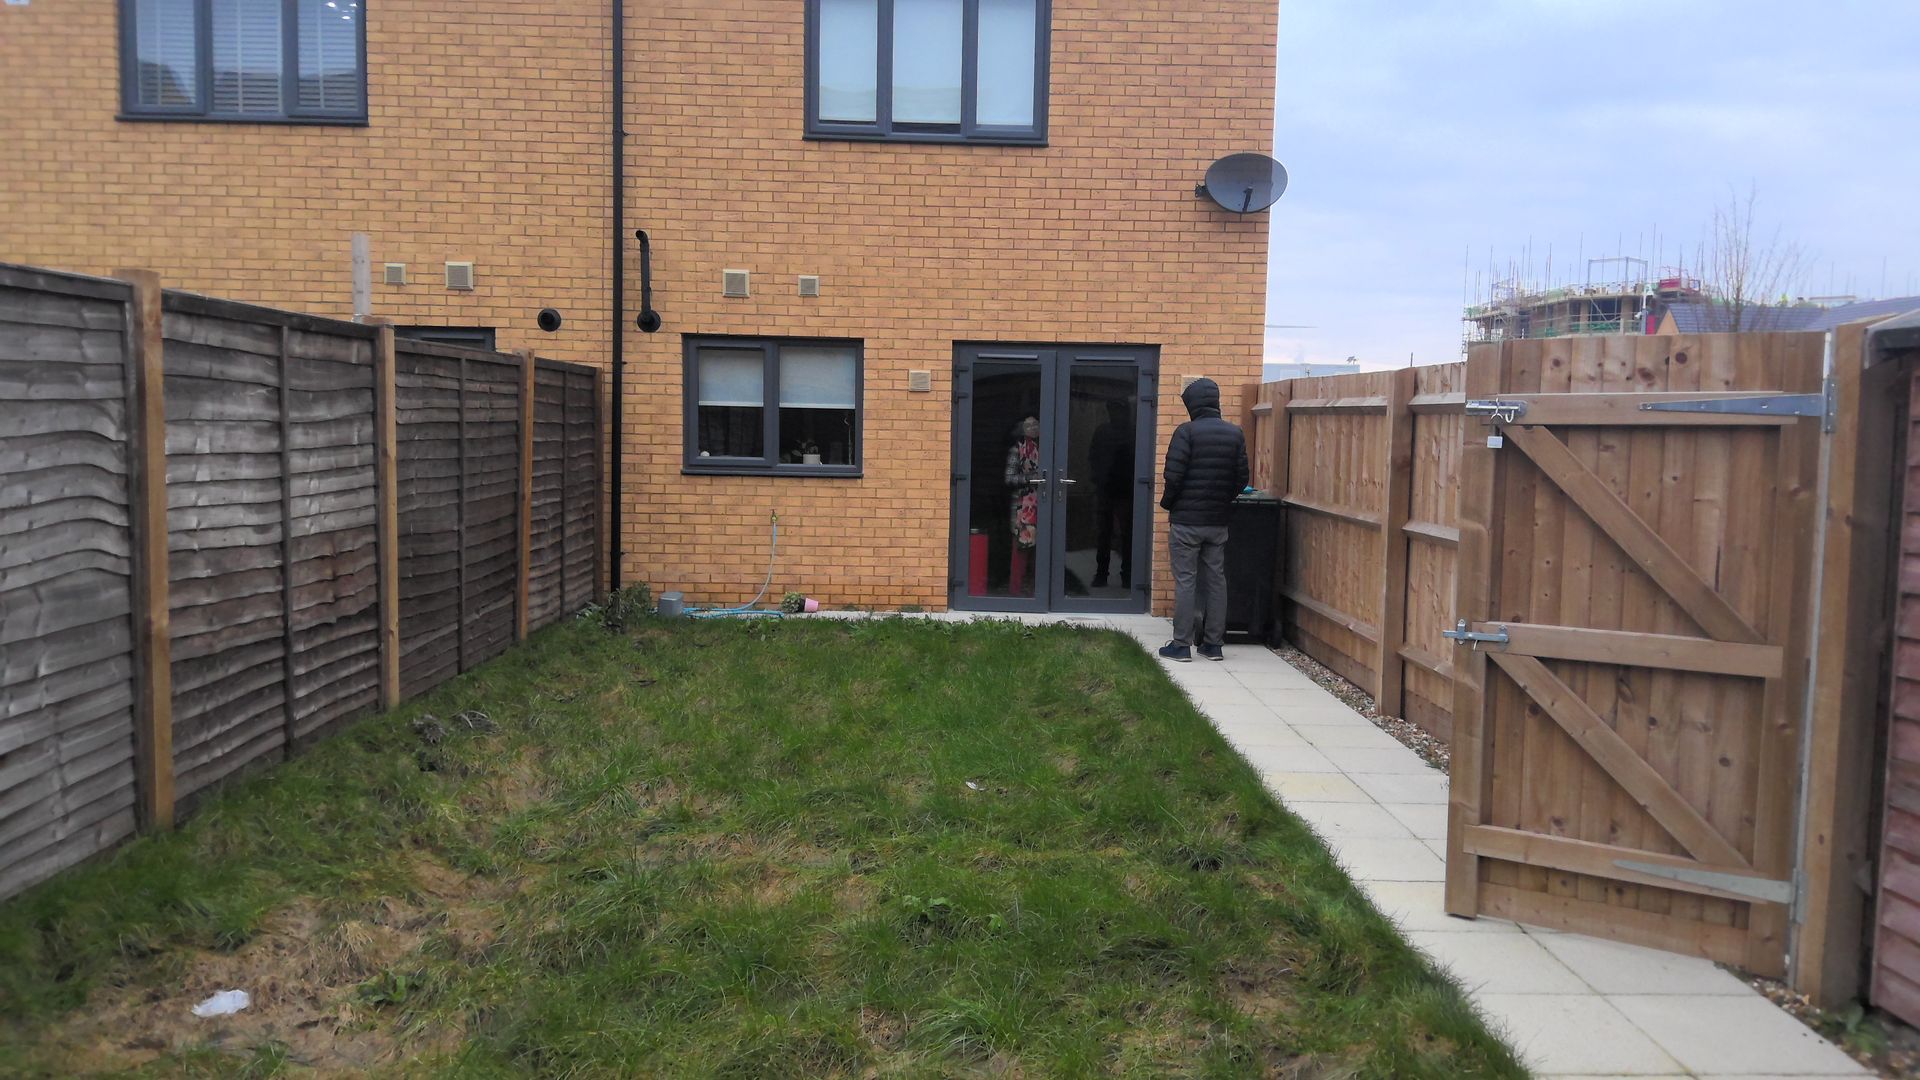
[0,0,1276,616]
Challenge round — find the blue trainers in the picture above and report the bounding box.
[1197,643,1225,662]
[1158,641,1193,663]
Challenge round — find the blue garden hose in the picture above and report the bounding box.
[684,512,785,619]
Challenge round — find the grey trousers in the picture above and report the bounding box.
[1170,523,1229,647]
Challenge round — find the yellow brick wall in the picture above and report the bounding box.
[622,0,1274,613]
[0,0,613,368]
[0,0,1275,616]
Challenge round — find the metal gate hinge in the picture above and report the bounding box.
[1637,381,1835,432]
[1441,619,1509,647]
[1465,399,1528,424]
[1612,859,1793,904]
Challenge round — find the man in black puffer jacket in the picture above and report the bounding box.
[1157,378,1249,662]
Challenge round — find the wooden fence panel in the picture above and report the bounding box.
[527,364,569,631]
[283,328,380,746]
[161,303,292,801]
[160,296,385,797]
[1279,371,1392,692]
[395,347,464,698]
[460,358,522,669]
[0,264,603,902]
[562,369,599,612]
[1402,363,1465,741]
[1244,361,1464,738]
[0,268,141,898]
[395,344,596,694]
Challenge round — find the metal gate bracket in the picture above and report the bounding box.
[1441,619,1508,648]
[1612,859,1794,904]
[1638,382,1835,432]
[1465,399,1528,424]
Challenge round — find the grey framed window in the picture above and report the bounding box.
[684,336,863,477]
[119,0,367,123]
[805,0,1049,145]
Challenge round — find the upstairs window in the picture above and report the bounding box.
[120,0,367,123]
[806,0,1049,145]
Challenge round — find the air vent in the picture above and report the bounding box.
[446,262,475,291]
[722,269,750,298]
[908,370,933,393]
[383,263,406,286]
[798,274,821,298]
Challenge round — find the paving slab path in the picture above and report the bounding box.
[889,611,1870,1079]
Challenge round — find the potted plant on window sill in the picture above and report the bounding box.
[796,439,823,466]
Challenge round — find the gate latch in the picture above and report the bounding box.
[1441,619,1509,648]
[1465,399,1528,424]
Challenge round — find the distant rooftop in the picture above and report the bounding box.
[1664,296,1920,333]
[1264,361,1363,382]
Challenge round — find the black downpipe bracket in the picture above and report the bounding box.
[609,0,625,592]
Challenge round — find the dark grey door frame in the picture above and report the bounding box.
[948,342,1159,614]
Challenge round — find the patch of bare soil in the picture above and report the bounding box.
[37,858,504,1076]
[1219,957,1297,1022]
[1271,644,1449,772]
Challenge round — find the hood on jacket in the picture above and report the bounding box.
[1181,377,1222,419]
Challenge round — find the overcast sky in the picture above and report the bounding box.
[1265,0,1920,370]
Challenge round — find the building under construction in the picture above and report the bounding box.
[1461,254,1920,350]
[1463,257,1707,347]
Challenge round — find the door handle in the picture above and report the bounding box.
[1057,477,1078,486]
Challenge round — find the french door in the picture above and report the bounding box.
[949,343,1158,613]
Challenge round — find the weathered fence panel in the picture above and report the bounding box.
[526,361,602,631]
[161,296,384,803]
[0,263,602,902]
[460,357,521,670]
[563,367,601,614]
[0,268,142,898]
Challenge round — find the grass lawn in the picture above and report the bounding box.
[0,615,1522,1078]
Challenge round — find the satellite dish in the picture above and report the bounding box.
[1196,153,1287,214]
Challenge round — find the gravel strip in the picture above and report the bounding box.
[1270,643,1449,773]
[1732,971,1920,1079]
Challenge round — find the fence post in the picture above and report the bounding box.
[516,350,536,640]
[115,269,173,832]
[1376,367,1416,716]
[371,323,400,709]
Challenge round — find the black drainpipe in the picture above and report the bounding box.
[608,0,625,591]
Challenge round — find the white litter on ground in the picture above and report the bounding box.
[190,989,250,1018]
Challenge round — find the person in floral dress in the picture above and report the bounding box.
[1004,416,1042,592]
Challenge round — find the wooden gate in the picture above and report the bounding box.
[1445,333,1825,975]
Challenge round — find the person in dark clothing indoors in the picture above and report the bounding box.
[1088,399,1134,589]
[1157,378,1249,662]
